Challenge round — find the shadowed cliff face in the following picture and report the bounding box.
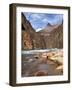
[38,24,63,48]
[48,24,63,48]
[21,13,46,50]
[22,13,63,50]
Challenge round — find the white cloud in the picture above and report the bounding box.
[31,14,41,19]
[36,28,42,32]
[42,18,48,23]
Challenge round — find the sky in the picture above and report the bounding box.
[23,12,63,32]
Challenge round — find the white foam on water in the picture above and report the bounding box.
[21,48,61,54]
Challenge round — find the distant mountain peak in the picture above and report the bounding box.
[47,23,52,27]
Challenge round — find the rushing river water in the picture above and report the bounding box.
[21,49,63,77]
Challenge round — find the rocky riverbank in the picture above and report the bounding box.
[22,49,63,77]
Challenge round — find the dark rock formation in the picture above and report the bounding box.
[47,24,63,48]
[39,24,63,48]
[21,13,46,50]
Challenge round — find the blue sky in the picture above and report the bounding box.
[23,12,63,32]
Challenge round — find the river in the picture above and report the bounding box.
[21,49,63,77]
